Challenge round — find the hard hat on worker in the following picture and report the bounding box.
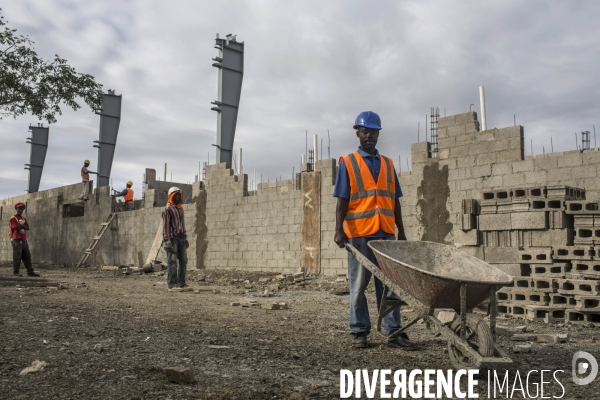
[127,181,133,186]
[167,187,181,197]
[353,111,382,130]
[15,202,26,210]
[84,159,90,164]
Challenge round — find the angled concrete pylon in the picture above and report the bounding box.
[211,34,244,165]
[94,90,122,188]
[24,124,49,193]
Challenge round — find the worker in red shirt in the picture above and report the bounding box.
[8,202,40,277]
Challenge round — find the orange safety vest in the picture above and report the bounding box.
[340,152,396,238]
[81,167,89,180]
[124,188,134,203]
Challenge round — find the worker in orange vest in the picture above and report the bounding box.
[79,159,97,201]
[112,181,135,211]
[333,111,416,350]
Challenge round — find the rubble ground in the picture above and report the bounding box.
[0,264,598,399]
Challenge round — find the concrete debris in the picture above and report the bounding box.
[335,278,346,283]
[19,360,47,376]
[267,284,279,293]
[513,344,532,353]
[436,310,457,325]
[537,333,570,344]
[330,287,349,296]
[164,367,195,384]
[258,278,270,283]
[265,302,289,310]
[230,302,240,307]
[496,325,516,336]
[511,334,537,342]
[515,325,527,333]
[207,345,230,349]
[100,266,119,271]
[93,344,104,353]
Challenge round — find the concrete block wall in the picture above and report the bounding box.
[203,162,304,274]
[400,111,600,244]
[0,180,201,268]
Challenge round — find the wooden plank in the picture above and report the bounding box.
[0,281,58,287]
[145,220,165,265]
[0,276,50,282]
[301,171,321,274]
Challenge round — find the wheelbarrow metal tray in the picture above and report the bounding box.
[368,241,513,311]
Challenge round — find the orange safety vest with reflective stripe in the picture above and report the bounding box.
[124,188,134,203]
[81,167,89,180]
[340,152,396,238]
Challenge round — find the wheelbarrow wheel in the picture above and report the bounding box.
[447,314,493,369]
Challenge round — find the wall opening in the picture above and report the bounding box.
[62,203,85,218]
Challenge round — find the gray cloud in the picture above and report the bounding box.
[2,0,600,199]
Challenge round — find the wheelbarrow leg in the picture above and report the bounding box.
[460,283,467,341]
[489,285,497,343]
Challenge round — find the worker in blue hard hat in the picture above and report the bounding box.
[333,111,416,350]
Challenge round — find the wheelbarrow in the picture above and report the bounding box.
[346,240,514,370]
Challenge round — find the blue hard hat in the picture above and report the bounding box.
[353,111,382,130]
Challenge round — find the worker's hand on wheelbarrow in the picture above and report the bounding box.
[334,229,349,248]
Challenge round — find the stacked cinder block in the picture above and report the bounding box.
[457,185,600,324]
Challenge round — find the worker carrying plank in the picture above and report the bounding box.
[333,111,416,350]
[162,187,190,292]
[78,159,98,201]
[8,202,40,277]
[112,181,135,211]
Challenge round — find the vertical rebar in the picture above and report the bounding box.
[575,133,578,150]
[514,114,516,126]
[460,283,467,341]
[594,125,597,148]
[551,137,554,153]
[327,129,331,159]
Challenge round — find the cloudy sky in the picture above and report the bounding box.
[2,0,600,199]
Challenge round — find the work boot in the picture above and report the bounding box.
[28,271,40,277]
[352,332,368,348]
[13,272,23,277]
[388,332,418,351]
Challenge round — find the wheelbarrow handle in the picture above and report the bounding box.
[344,243,379,272]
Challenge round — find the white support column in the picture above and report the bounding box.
[479,86,487,131]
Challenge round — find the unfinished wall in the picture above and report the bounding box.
[202,159,345,276]
[400,111,600,242]
[0,180,201,268]
[4,109,600,281]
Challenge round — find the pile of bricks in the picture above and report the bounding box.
[457,185,600,325]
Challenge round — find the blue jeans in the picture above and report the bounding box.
[126,202,134,211]
[348,236,402,336]
[167,235,187,288]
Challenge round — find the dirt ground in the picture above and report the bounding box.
[1,264,598,399]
